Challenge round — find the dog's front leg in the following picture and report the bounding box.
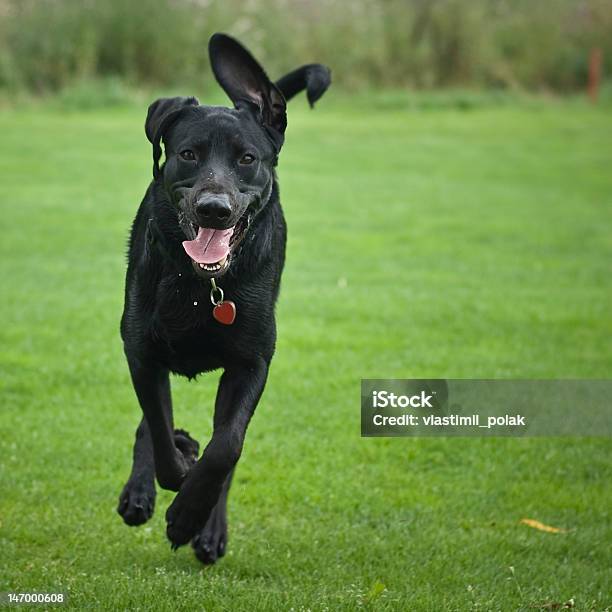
[165,357,269,548]
[117,418,156,525]
[127,356,196,491]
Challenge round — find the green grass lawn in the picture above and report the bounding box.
[1,94,611,610]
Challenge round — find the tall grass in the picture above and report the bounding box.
[0,0,610,95]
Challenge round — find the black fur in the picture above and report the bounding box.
[116,33,330,561]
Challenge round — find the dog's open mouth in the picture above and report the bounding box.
[181,214,250,278]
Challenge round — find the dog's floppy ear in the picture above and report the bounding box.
[145,96,199,178]
[275,64,331,108]
[209,33,286,151]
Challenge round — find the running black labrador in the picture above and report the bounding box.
[116,33,330,563]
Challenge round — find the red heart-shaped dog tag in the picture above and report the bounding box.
[213,300,236,325]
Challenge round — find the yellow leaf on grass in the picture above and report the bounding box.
[520,518,567,533]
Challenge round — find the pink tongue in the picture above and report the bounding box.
[182,226,234,264]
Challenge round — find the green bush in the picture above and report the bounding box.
[0,0,610,95]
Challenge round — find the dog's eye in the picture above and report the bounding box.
[239,153,256,165]
[179,150,196,161]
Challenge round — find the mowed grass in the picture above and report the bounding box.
[0,94,611,610]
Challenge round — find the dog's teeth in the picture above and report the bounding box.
[198,261,222,272]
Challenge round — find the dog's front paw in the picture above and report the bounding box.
[165,494,206,548]
[117,478,156,526]
[165,475,220,549]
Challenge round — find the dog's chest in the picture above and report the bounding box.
[153,273,226,342]
[150,272,274,375]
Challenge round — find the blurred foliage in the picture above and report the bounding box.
[0,0,611,95]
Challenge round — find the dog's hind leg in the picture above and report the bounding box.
[191,469,234,564]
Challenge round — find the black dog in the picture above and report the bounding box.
[116,33,330,564]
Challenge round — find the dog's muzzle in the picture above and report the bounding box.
[180,209,251,279]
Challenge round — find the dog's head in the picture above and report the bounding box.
[145,34,330,279]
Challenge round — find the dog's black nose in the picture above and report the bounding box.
[195,194,232,226]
